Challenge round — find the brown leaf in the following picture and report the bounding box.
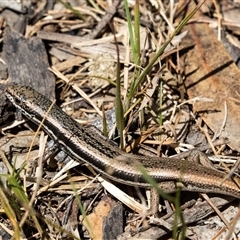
[183,22,240,151]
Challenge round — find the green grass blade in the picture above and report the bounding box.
[58,0,85,20]
[7,174,43,236]
[127,1,205,101]
[0,180,20,239]
[124,0,135,62]
[138,165,174,202]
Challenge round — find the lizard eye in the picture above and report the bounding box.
[19,93,27,102]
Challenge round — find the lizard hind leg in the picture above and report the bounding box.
[148,181,177,216]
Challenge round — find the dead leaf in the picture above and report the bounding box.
[183,22,240,151]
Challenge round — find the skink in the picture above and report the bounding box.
[5,83,240,199]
